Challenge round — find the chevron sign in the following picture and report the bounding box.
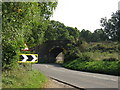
[18,54,38,63]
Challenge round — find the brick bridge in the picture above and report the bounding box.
[33,40,70,63]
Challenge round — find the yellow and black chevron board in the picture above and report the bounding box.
[18,54,38,63]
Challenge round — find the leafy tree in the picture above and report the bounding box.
[44,20,70,41]
[65,27,81,62]
[44,20,82,47]
[27,2,58,47]
[80,29,92,42]
[91,29,108,42]
[100,10,120,41]
[66,27,80,45]
[2,2,57,69]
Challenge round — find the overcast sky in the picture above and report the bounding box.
[50,0,119,32]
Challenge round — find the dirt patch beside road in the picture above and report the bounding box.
[43,78,75,88]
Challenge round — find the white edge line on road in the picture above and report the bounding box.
[92,75,118,82]
[68,70,118,82]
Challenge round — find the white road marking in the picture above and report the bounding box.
[92,75,118,81]
[56,66,118,82]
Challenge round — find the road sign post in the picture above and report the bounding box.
[18,54,38,70]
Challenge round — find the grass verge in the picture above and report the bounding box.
[2,65,48,88]
[63,58,120,76]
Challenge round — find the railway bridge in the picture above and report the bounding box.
[33,40,70,63]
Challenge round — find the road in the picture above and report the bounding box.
[32,64,119,89]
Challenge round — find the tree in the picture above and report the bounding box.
[2,2,57,69]
[44,20,81,45]
[80,29,92,42]
[25,2,58,47]
[91,29,108,42]
[44,20,70,41]
[100,10,120,41]
[66,27,80,44]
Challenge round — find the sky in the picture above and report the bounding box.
[50,0,119,32]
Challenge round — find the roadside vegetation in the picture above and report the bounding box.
[2,1,120,88]
[63,53,119,76]
[2,64,48,88]
[2,2,57,88]
[63,10,120,76]
[81,41,119,61]
[63,41,119,76]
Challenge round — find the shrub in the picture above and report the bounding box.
[63,58,119,76]
[102,58,118,61]
[2,40,24,70]
[78,54,93,62]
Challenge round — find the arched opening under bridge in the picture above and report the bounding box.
[48,47,66,63]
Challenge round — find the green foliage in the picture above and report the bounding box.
[44,20,70,41]
[63,41,119,75]
[44,20,82,63]
[91,29,108,42]
[66,27,80,44]
[101,10,120,41]
[102,58,118,61]
[80,10,120,42]
[64,43,82,62]
[78,42,119,61]
[79,41,89,52]
[78,54,93,62]
[80,29,108,42]
[2,66,47,88]
[80,29,92,42]
[44,20,81,44]
[63,58,119,76]
[82,51,119,61]
[2,2,58,70]
[88,42,119,52]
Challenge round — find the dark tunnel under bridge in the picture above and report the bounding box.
[33,40,69,63]
[49,47,65,63]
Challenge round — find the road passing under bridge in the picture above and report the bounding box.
[32,64,119,89]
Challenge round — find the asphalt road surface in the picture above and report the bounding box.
[32,64,119,89]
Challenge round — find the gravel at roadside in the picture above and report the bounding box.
[43,78,77,89]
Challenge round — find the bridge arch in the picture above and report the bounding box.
[48,47,66,63]
[34,40,70,63]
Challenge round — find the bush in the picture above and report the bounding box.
[78,54,93,62]
[64,47,80,62]
[88,43,118,52]
[2,40,24,70]
[102,58,118,61]
[63,58,119,76]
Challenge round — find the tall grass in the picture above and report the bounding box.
[2,64,48,88]
[83,51,118,60]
